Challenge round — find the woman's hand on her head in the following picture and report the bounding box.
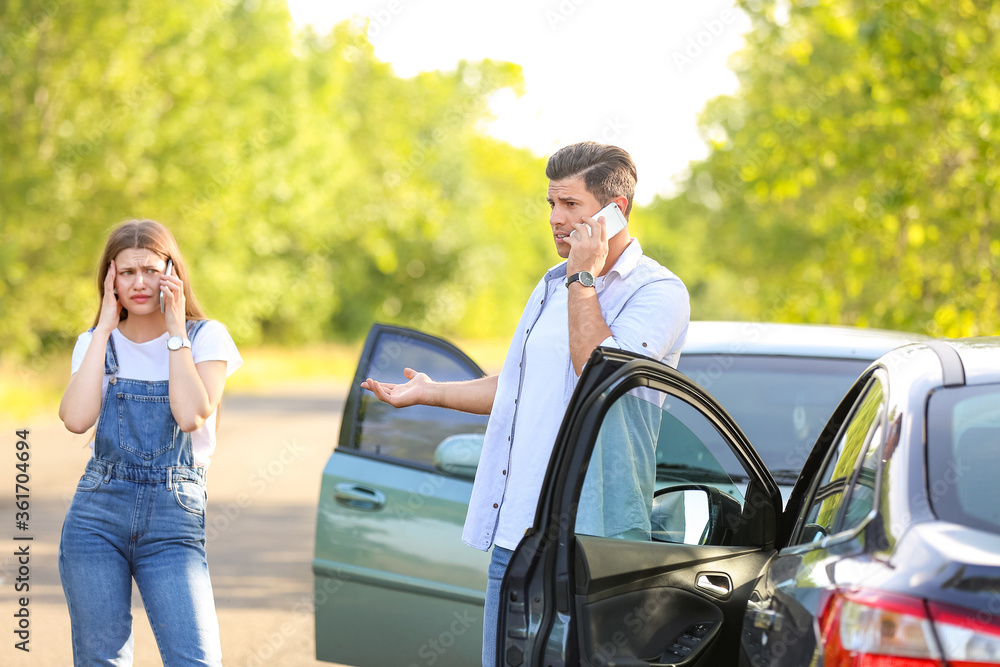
[96,260,122,335]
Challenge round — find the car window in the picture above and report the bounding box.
[676,355,869,482]
[927,383,1000,536]
[796,377,885,544]
[575,385,752,546]
[349,329,488,467]
[838,420,884,532]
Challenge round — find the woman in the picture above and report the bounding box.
[58,219,242,665]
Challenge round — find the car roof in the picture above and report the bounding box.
[879,337,1000,391]
[948,337,1000,385]
[681,321,932,361]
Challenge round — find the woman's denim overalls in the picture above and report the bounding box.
[59,321,223,666]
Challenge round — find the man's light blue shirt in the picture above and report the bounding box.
[461,239,690,551]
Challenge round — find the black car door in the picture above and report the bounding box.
[499,348,782,667]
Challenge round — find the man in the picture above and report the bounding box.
[362,141,689,666]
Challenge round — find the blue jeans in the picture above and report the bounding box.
[483,545,514,667]
[59,322,221,666]
[59,461,221,666]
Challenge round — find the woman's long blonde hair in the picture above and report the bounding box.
[93,219,207,326]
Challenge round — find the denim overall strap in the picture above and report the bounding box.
[86,326,120,380]
[186,318,207,343]
[90,320,208,482]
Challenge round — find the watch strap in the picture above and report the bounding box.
[565,271,596,288]
[167,336,192,351]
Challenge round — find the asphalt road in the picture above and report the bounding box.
[0,385,352,667]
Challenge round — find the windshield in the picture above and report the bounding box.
[675,354,870,481]
[927,383,1000,536]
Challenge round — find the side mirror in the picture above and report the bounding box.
[433,434,484,480]
[651,484,744,545]
[651,487,710,544]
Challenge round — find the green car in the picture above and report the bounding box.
[313,322,925,666]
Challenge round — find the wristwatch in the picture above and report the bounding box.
[565,271,596,289]
[167,335,191,351]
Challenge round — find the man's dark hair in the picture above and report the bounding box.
[545,141,637,217]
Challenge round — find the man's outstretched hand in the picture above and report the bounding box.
[361,368,433,409]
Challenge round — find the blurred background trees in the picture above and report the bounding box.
[2,0,998,364]
[1,0,548,359]
[642,0,1000,338]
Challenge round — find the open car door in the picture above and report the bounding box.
[499,348,782,667]
[314,324,490,666]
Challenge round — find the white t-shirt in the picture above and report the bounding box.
[70,320,243,467]
[493,278,570,549]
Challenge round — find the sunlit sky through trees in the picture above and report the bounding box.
[286,0,753,204]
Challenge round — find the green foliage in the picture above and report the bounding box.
[8,0,996,369]
[1,0,547,360]
[645,0,1000,337]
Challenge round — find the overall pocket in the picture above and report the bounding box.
[74,468,104,492]
[116,393,177,460]
[173,480,207,516]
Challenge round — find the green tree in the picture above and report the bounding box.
[645,0,1000,337]
[1,0,549,361]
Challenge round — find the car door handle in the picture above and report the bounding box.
[334,484,387,511]
[696,573,732,598]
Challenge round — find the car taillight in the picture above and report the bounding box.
[928,600,1000,666]
[821,590,1000,667]
[821,590,943,666]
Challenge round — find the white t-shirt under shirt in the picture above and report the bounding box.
[70,320,243,467]
[493,278,569,549]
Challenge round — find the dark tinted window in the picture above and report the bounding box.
[676,355,869,481]
[927,384,1000,535]
[576,385,751,546]
[839,418,884,531]
[798,377,884,543]
[353,330,488,465]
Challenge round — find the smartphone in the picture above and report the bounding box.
[586,202,628,238]
[160,259,173,313]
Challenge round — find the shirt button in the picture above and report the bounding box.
[502,470,507,475]
[493,503,499,509]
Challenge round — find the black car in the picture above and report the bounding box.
[499,337,1000,666]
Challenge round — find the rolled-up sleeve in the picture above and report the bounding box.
[603,277,690,368]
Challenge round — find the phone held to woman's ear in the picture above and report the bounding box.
[160,259,173,313]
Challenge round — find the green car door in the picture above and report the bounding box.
[314,324,490,666]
